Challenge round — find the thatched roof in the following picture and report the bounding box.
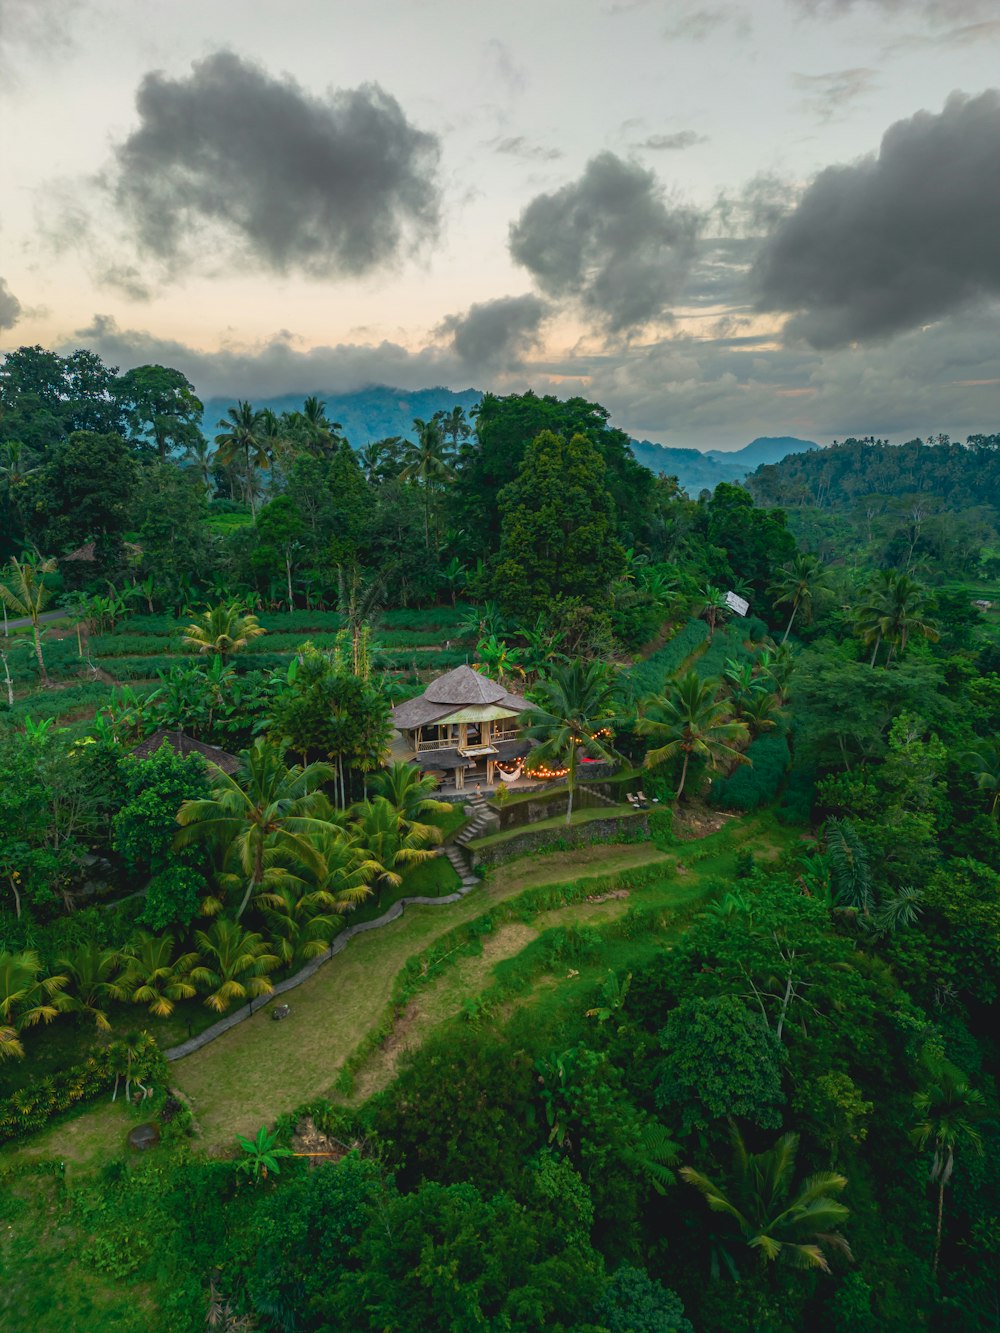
[391,665,529,732]
[424,664,507,706]
[131,728,240,774]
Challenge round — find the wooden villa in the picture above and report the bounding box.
[390,664,532,792]
[130,728,240,775]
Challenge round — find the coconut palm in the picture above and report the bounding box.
[108,1028,158,1103]
[214,401,270,516]
[757,642,795,704]
[912,1061,986,1278]
[476,634,525,687]
[182,602,266,661]
[400,416,455,547]
[742,688,783,739]
[520,659,623,824]
[0,555,57,686]
[114,932,201,1018]
[57,943,121,1032]
[369,762,451,836]
[436,404,471,453]
[264,885,340,969]
[681,1128,853,1273]
[768,553,830,644]
[176,740,336,919]
[694,585,731,642]
[855,570,939,667]
[302,823,379,915]
[191,918,280,1013]
[0,949,70,1060]
[637,672,749,800]
[350,796,441,906]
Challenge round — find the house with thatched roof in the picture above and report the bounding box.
[391,664,531,791]
[130,728,240,775]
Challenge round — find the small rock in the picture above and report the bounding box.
[272,1003,292,1021]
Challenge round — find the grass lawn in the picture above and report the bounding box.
[167,841,677,1150]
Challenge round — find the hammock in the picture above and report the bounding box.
[497,763,524,783]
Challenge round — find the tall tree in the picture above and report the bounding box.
[118,364,204,459]
[520,659,622,823]
[214,401,269,516]
[400,416,454,548]
[637,672,749,800]
[493,431,625,622]
[768,553,830,643]
[911,1061,985,1278]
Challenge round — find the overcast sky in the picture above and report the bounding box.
[2,0,999,448]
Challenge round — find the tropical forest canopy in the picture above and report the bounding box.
[0,342,998,1333]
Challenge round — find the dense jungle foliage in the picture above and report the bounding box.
[0,344,998,1332]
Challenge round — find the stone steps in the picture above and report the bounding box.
[444,844,479,888]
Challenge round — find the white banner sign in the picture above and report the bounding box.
[725,591,750,617]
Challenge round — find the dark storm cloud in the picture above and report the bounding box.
[0,277,22,330]
[508,152,704,333]
[106,51,441,278]
[792,68,878,120]
[493,136,563,162]
[437,294,549,368]
[754,90,1000,347]
[632,131,708,151]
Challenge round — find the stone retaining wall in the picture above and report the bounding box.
[469,812,649,868]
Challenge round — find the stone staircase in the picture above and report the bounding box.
[442,792,493,888]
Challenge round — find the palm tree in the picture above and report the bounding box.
[768,553,830,644]
[192,918,280,1013]
[214,401,269,516]
[369,762,452,835]
[742,689,782,739]
[350,796,441,906]
[176,740,336,919]
[0,555,57,686]
[57,943,121,1032]
[184,435,217,494]
[108,1028,157,1103]
[911,1061,986,1278]
[0,949,70,1060]
[337,565,385,678]
[637,672,749,800]
[400,416,455,548]
[757,642,795,704]
[436,405,471,454]
[264,884,340,969]
[182,602,266,661]
[305,823,380,914]
[694,585,731,642]
[114,932,201,1018]
[520,660,622,824]
[681,1128,853,1273]
[855,570,939,667]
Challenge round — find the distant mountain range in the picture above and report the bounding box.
[630,436,819,492]
[203,385,818,491]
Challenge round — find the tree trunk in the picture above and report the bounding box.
[933,1179,945,1278]
[869,634,881,668]
[1,652,13,708]
[781,600,798,645]
[8,874,20,918]
[676,750,690,800]
[32,619,49,688]
[565,745,577,825]
[237,838,264,920]
[285,551,294,608]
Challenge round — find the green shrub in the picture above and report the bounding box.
[711,732,790,811]
[0,1034,166,1143]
